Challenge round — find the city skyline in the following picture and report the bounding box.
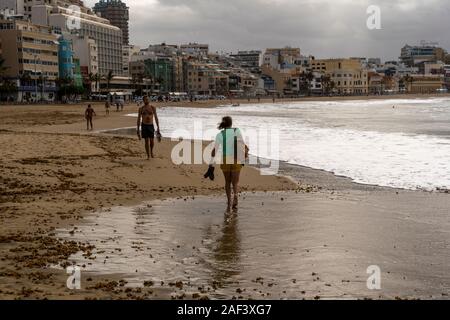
[85,0,450,61]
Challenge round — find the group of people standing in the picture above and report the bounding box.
[85,96,248,213]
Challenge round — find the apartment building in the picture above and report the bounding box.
[58,35,74,79]
[1,0,25,15]
[407,75,445,93]
[230,50,263,74]
[311,58,368,94]
[260,64,294,94]
[263,47,301,70]
[180,43,209,57]
[20,0,85,18]
[93,0,129,45]
[0,18,59,101]
[183,61,228,95]
[122,44,140,76]
[400,43,447,67]
[32,3,123,76]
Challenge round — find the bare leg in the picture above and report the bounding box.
[231,171,241,210]
[144,138,150,159]
[86,119,89,130]
[89,118,93,130]
[223,170,232,213]
[150,138,155,158]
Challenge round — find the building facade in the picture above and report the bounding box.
[400,44,447,67]
[230,50,263,74]
[122,44,140,76]
[32,3,123,76]
[58,36,74,79]
[311,58,368,95]
[180,43,209,57]
[0,18,59,101]
[93,0,129,45]
[183,60,229,95]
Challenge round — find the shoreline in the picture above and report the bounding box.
[103,127,449,194]
[0,107,296,299]
[2,93,450,112]
[1,99,449,300]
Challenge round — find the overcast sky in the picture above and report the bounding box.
[84,0,450,61]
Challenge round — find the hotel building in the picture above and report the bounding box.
[0,18,59,101]
[93,0,129,45]
[311,58,368,95]
[31,2,123,76]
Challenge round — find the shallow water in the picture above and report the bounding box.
[57,191,450,299]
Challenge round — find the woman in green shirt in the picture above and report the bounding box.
[211,116,249,213]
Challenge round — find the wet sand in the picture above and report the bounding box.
[0,105,294,300]
[55,167,450,300]
[1,100,450,300]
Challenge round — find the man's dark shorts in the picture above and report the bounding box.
[141,124,155,139]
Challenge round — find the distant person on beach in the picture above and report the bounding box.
[105,101,110,115]
[211,116,249,213]
[137,95,160,159]
[85,104,96,131]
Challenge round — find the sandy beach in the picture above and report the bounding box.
[0,101,295,299]
[1,96,449,300]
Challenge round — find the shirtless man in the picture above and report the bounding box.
[137,96,160,159]
[85,104,96,131]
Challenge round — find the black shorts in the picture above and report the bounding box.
[141,124,155,139]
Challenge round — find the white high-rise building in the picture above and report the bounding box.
[31,3,123,76]
[0,0,24,15]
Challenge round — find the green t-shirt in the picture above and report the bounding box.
[214,128,245,164]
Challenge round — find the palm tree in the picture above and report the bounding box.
[402,74,413,94]
[321,75,331,95]
[0,56,14,102]
[56,76,72,102]
[105,70,114,92]
[0,56,8,79]
[305,71,314,96]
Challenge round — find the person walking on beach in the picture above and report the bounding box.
[137,95,160,159]
[211,116,249,213]
[85,104,96,131]
[105,101,111,115]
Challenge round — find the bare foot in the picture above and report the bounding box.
[232,196,238,211]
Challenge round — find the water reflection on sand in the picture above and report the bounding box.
[56,191,450,299]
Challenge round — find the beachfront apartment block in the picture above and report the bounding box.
[122,44,140,76]
[263,47,301,71]
[1,0,25,15]
[400,43,447,67]
[65,33,99,92]
[229,50,263,74]
[31,3,123,76]
[0,18,59,102]
[311,58,368,95]
[406,74,445,93]
[93,0,129,45]
[183,60,229,95]
[180,43,209,57]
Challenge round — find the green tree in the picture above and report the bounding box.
[105,70,114,92]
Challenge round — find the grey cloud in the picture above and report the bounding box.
[85,0,450,60]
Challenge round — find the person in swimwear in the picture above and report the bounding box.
[137,95,160,159]
[211,116,249,213]
[105,101,111,115]
[85,104,96,131]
